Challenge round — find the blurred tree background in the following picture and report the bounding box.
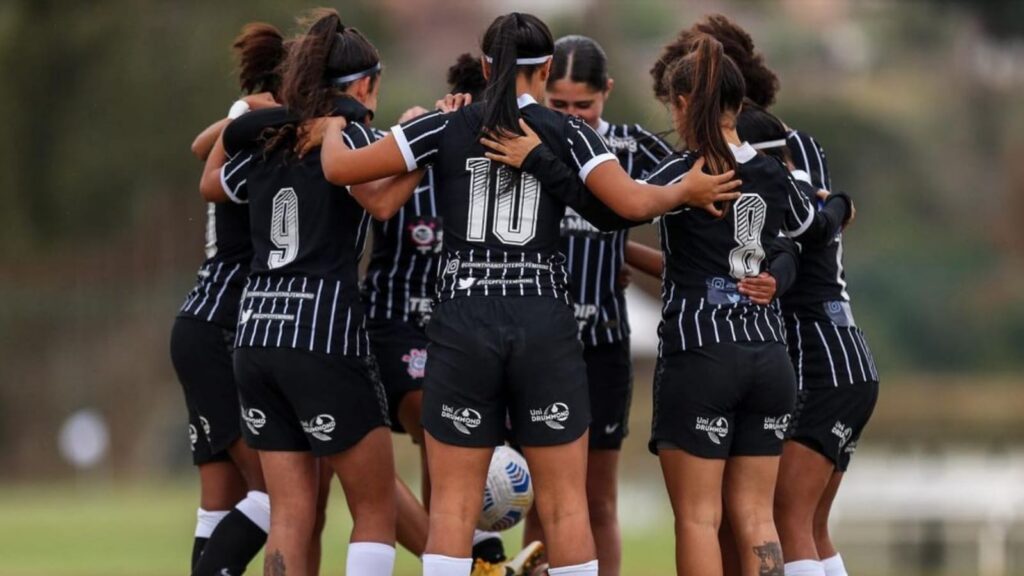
[1,0,1022,479]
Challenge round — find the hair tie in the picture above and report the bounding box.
[329,62,381,85]
[484,55,552,66]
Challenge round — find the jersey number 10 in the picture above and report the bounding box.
[269,187,299,269]
[464,158,541,246]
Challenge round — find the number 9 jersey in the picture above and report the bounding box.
[390,94,617,303]
[645,143,852,355]
[220,111,375,356]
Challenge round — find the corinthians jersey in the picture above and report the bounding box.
[177,199,252,329]
[562,120,673,347]
[363,129,441,325]
[788,129,831,191]
[646,143,851,356]
[220,105,375,356]
[390,94,617,304]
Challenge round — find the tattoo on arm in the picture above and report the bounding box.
[265,549,286,576]
[753,541,784,576]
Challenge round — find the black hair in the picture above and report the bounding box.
[447,53,487,101]
[549,35,609,92]
[736,100,792,165]
[480,12,554,135]
[232,22,287,97]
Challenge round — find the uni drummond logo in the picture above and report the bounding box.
[442,405,482,435]
[301,414,337,442]
[531,402,570,430]
[242,407,266,436]
[696,416,730,445]
[188,425,198,449]
[831,421,853,447]
[763,414,792,440]
[199,415,211,438]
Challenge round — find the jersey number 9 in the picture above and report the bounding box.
[269,187,300,269]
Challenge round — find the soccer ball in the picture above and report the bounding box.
[478,446,534,532]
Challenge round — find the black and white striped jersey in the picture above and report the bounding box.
[776,171,878,388]
[177,199,252,329]
[220,105,375,356]
[363,128,440,326]
[390,94,617,304]
[562,120,673,346]
[646,143,851,356]
[787,129,831,191]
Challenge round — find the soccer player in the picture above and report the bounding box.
[738,104,876,576]
[514,34,674,576]
[198,10,426,575]
[315,12,741,576]
[172,22,282,576]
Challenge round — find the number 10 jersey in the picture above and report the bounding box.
[390,94,617,304]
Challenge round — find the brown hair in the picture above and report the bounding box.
[652,14,778,108]
[666,34,745,186]
[232,22,286,97]
[278,8,380,122]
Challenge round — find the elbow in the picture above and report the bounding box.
[366,202,400,221]
[199,171,227,203]
[190,140,206,161]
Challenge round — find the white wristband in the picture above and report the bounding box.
[228,100,250,120]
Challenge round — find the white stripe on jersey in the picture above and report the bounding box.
[326,280,341,354]
[832,324,854,384]
[291,277,308,348]
[711,305,721,343]
[814,321,839,387]
[342,307,352,356]
[206,263,241,322]
[694,298,705,348]
[725,306,737,341]
[385,209,405,319]
[262,277,284,347]
[248,277,272,346]
[277,278,296,347]
[793,314,805,390]
[677,299,687,349]
[402,253,416,322]
[764,308,778,341]
[308,278,324,351]
[846,327,868,382]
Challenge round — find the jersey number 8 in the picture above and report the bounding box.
[728,193,767,280]
[269,187,299,269]
[465,158,541,246]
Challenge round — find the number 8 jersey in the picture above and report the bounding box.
[645,142,851,355]
[220,110,376,356]
[390,94,617,303]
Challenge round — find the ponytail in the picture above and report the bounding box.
[685,35,737,177]
[480,13,554,136]
[232,22,286,97]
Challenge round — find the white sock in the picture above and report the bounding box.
[785,559,826,576]
[422,554,472,576]
[194,508,230,538]
[235,490,271,533]
[822,553,848,576]
[347,542,396,576]
[548,560,599,576]
[472,530,501,546]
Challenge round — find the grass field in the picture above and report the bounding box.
[0,481,679,576]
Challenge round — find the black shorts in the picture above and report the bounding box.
[650,342,797,459]
[170,317,241,466]
[422,297,589,448]
[366,318,429,434]
[584,339,633,451]
[788,382,879,471]
[234,347,389,457]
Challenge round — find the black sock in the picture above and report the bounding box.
[192,537,208,572]
[472,536,506,563]
[191,510,268,576]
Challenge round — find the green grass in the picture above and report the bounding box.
[0,481,677,576]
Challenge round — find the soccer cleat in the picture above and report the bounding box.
[470,558,508,576]
[506,541,545,576]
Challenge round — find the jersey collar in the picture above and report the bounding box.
[729,142,758,164]
[790,169,813,185]
[597,119,611,137]
[517,93,538,109]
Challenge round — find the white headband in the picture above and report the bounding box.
[330,62,382,86]
[484,55,552,65]
[750,139,787,150]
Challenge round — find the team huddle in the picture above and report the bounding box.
[171,8,877,576]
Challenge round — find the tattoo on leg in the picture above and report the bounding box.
[265,550,286,576]
[753,541,784,576]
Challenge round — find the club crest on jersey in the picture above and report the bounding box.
[442,405,482,435]
[242,407,266,436]
[763,414,791,440]
[531,402,570,430]
[831,421,853,447]
[402,348,427,379]
[188,425,198,450]
[696,416,730,445]
[301,414,336,442]
[408,220,442,254]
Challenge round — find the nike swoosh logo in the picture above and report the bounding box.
[604,423,620,434]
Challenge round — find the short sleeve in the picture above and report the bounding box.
[220,152,253,204]
[391,110,450,172]
[781,176,817,238]
[565,117,617,182]
[342,122,378,151]
[631,124,675,178]
[222,107,292,156]
[643,153,694,186]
